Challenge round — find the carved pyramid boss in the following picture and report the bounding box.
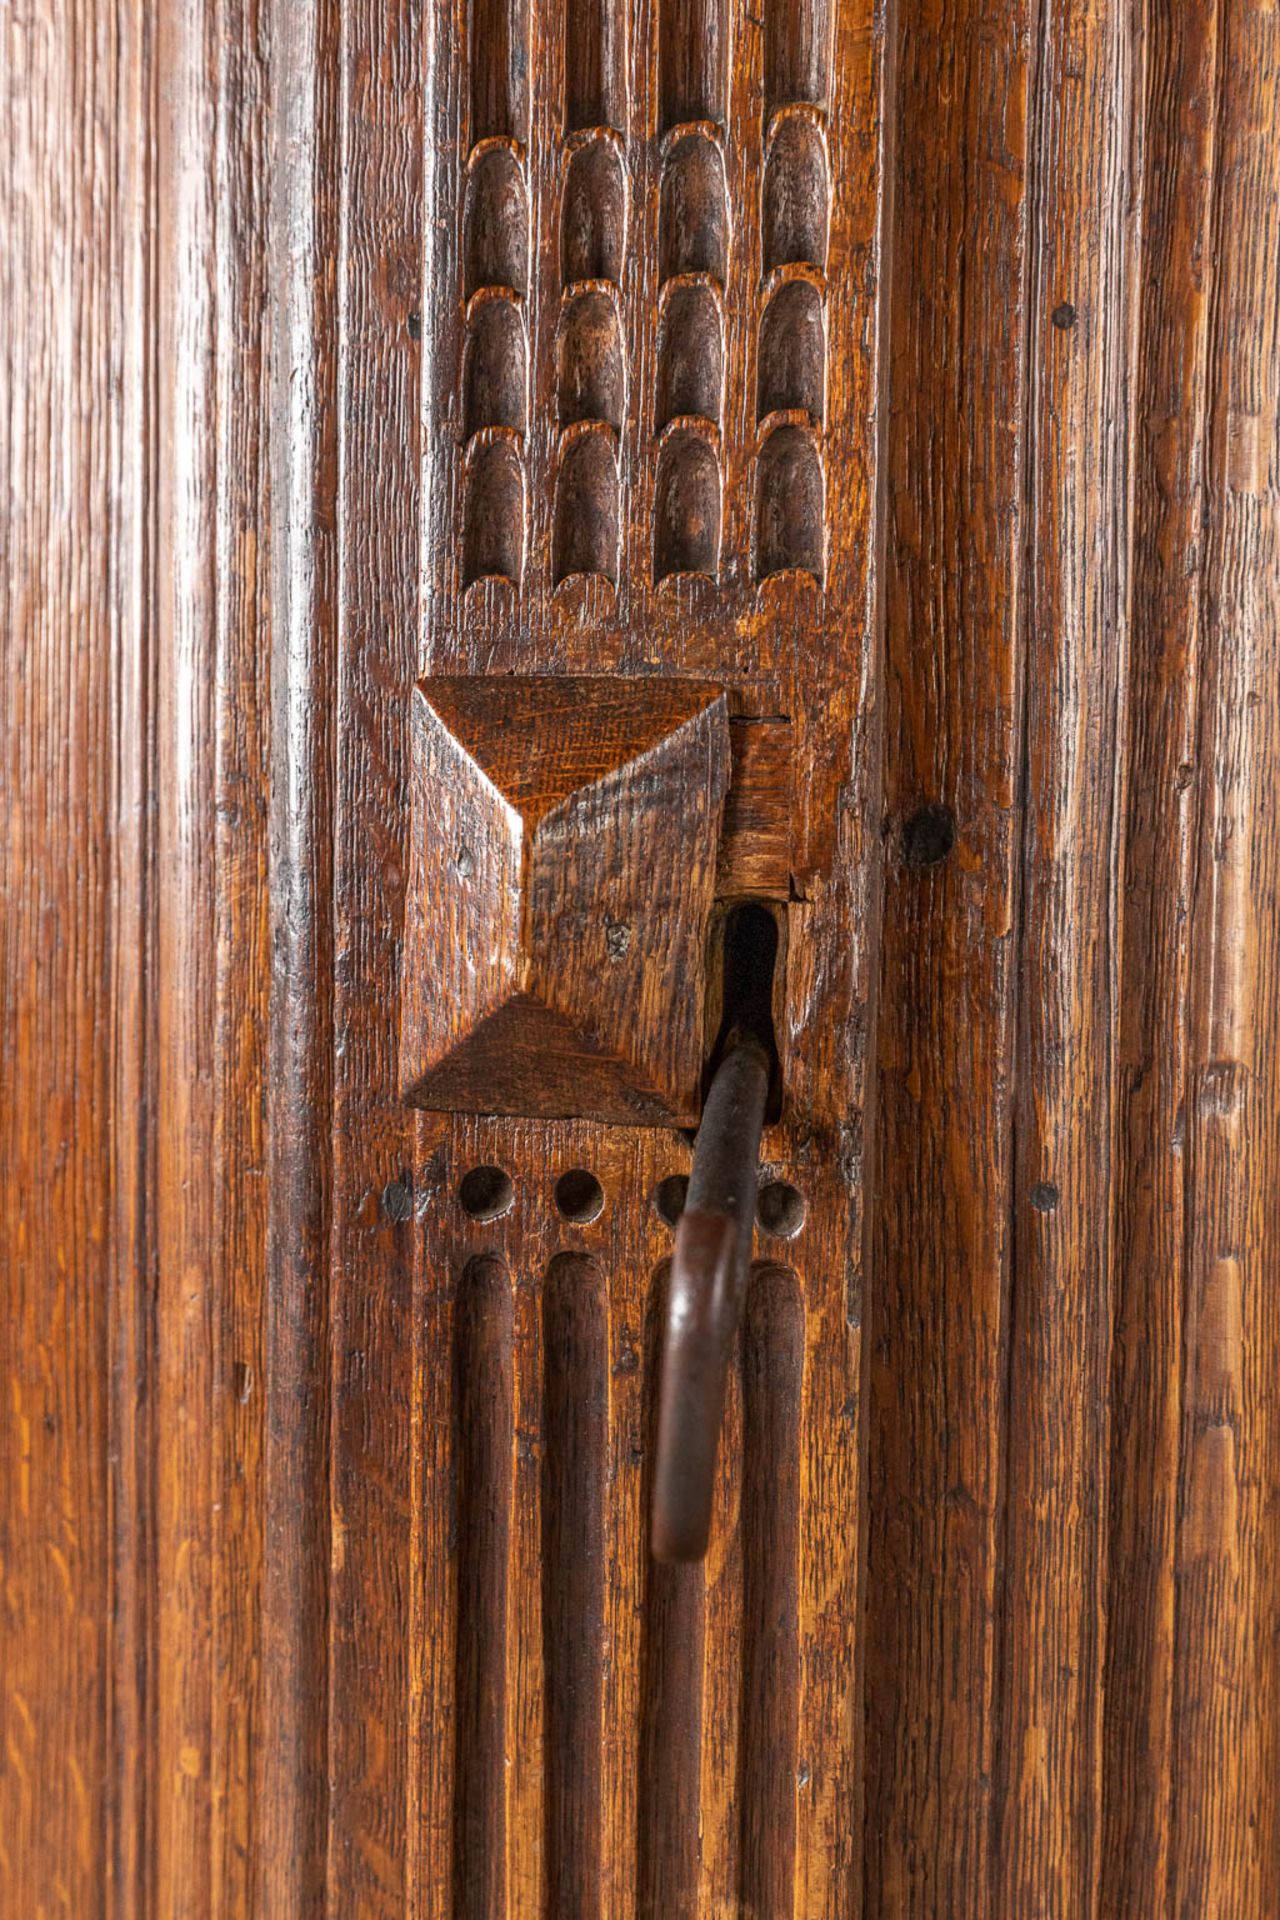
[400,676,731,1125]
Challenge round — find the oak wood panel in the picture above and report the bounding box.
[7,0,1280,1912]
[261,0,340,1910]
[1169,8,1280,1908]
[995,0,1137,1907]
[153,2,271,1915]
[326,2,425,1912]
[865,1,1032,1909]
[1101,2,1221,1903]
[1,5,129,1910]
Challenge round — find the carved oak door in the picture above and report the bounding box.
[7,0,1280,1915]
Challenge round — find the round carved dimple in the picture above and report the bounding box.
[458,1165,515,1222]
[554,1168,606,1224]
[654,1174,689,1227]
[757,1179,806,1240]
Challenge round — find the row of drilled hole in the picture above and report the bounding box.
[457,1163,807,1238]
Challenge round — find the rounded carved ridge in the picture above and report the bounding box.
[659,130,729,284]
[561,136,627,285]
[755,423,822,583]
[654,428,721,581]
[659,0,728,129]
[464,143,529,296]
[764,0,832,113]
[757,278,825,423]
[554,427,620,584]
[558,288,625,429]
[463,436,526,586]
[763,114,829,270]
[463,293,527,436]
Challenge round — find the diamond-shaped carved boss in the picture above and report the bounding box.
[399,676,732,1125]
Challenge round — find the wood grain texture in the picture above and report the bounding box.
[261,0,339,1909]
[7,0,1280,1911]
[153,0,271,1914]
[865,0,1031,1905]
[1,4,132,1910]
[400,676,730,1123]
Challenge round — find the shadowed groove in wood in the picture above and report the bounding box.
[464,145,528,297]
[469,0,529,141]
[764,0,831,112]
[657,281,723,429]
[557,288,625,428]
[561,139,627,286]
[564,0,625,132]
[655,429,722,579]
[755,425,822,581]
[637,1263,705,1913]
[541,1253,607,1920]
[553,428,620,583]
[738,1264,803,1918]
[453,1255,514,1920]
[757,278,825,422]
[463,295,527,436]
[763,114,829,269]
[659,0,728,130]
[463,438,525,585]
[659,132,729,284]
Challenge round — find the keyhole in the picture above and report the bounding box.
[709,902,783,1122]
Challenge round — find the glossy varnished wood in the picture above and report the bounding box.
[6,0,1280,1914]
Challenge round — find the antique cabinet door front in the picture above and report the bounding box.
[6,0,1280,1915]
